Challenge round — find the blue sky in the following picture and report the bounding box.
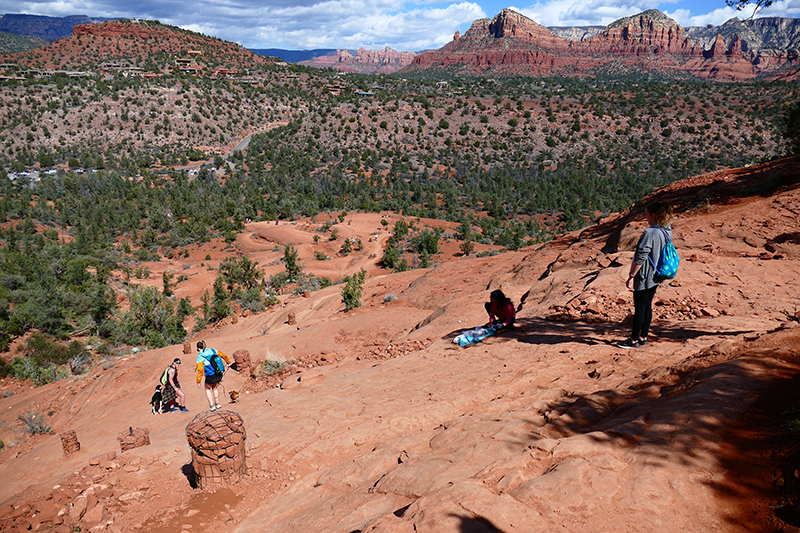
[2,0,797,51]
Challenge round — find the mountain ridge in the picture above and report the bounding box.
[401,8,800,80]
[2,11,799,77]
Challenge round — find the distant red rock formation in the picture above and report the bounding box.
[298,47,416,74]
[73,21,153,39]
[404,8,796,81]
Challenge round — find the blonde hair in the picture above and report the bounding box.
[646,201,673,228]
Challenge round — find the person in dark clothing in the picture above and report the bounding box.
[162,358,189,412]
[618,201,674,349]
[485,289,516,329]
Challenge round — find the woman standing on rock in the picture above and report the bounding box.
[618,201,673,349]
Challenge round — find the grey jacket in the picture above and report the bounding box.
[634,225,672,291]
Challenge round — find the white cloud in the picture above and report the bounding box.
[5,0,483,49]
[665,6,738,26]
[752,0,800,18]
[511,0,668,25]
[2,0,797,50]
[208,0,487,50]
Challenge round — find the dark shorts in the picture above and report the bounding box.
[205,373,223,385]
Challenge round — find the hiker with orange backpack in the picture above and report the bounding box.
[195,340,232,411]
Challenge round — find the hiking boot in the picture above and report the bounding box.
[213,403,222,410]
[638,339,648,346]
[616,338,639,349]
[180,406,189,413]
[209,405,217,411]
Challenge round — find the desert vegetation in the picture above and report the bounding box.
[1,21,799,387]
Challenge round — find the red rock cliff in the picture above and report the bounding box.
[404,8,796,81]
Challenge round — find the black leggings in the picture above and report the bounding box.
[632,286,658,340]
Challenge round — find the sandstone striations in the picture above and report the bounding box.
[403,8,799,81]
[297,46,416,74]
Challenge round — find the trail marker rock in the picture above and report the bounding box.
[116,427,150,452]
[186,410,247,489]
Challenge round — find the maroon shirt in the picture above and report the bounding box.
[488,300,516,327]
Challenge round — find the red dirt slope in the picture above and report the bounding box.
[1,156,800,532]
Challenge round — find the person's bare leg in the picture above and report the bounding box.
[212,383,221,408]
[175,388,186,407]
[204,385,215,408]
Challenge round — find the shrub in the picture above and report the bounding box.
[413,231,438,255]
[69,350,91,375]
[460,240,475,256]
[393,259,410,272]
[380,246,402,269]
[259,356,288,377]
[15,335,88,383]
[239,286,266,313]
[17,410,52,435]
[269,272,290,290]
[11,357,60,384]
[282,246,303,281]
[114,285,192,348]
[393,220,409,239]
[341,268,367,312]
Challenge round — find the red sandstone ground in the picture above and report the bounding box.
[1,156,800,532]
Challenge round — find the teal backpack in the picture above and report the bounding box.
[200,349,225,376]
[648,227,679,279]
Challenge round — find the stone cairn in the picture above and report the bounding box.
[232,349,253,378]
[186,410,247,489]
[116,427,150,452]
[183,341,191,354]
[60,429,80,456]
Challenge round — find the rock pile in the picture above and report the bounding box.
[233,349,253,377]
[186,410,247,489]
[60,429,80,456]
[116,426,150,452]
[364,338,432,360]
[0,451,149,532]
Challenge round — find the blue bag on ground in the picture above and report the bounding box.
[453,325,502,347]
